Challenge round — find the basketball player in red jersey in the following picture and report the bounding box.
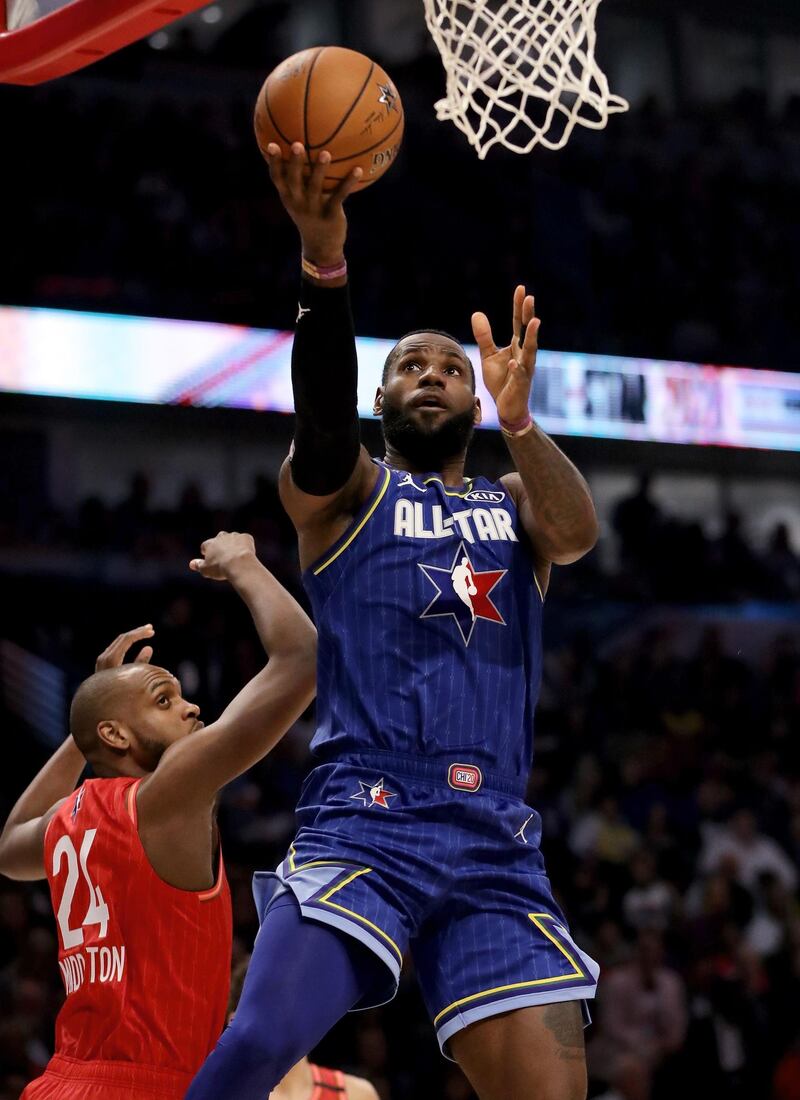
[0,531,316,1100]
[227,957,379,1100]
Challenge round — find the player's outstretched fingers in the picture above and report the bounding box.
[520,311,541,371]
[264,143,289,194]
[134,645,154,665]
[471,311,497,359]
[286,142,307,199]
[512,284,526,343]
[307,150,331,200]
[95,624,155,671]
[328,165,364,206]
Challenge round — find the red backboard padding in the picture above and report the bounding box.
[0,0,210,84]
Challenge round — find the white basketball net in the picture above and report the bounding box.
[422,0,629,157]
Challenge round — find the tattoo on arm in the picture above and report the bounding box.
[506,423,598,561]
[543,1003,585,1062]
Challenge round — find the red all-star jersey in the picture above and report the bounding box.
[42,777,232,1075]
[309,1064,347,1098]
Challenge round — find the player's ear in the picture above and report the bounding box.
[473,397,482,426]
[97,720,130,751]
[373,387,384,416]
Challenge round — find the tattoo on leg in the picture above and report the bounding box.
[543,1003,585,1062]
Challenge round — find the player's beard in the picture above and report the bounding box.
[135,734,170,771]
[382,399,476,472]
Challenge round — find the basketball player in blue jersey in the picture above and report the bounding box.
[187,145,600,1100]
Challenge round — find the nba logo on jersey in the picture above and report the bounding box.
[419,542,507,645]
[350,777,397,809]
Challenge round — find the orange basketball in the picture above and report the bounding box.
[254,46,404,191]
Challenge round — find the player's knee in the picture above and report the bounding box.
[565,1075,587,1100]
[225,1015,302,1085]
[475,1068,586,1100]
[534,1066,587,1100]
[491,1057,585,1100]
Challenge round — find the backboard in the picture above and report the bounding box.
[0,0,211,84]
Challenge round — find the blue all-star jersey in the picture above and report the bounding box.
[304,460,544,782]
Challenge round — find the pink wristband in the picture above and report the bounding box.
[301,256,348,281]
[499,413,533,438]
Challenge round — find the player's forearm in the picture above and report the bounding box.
[506,422,598,563]
[170,561,315,801]
[1,735,84,830]
[227,553,316,661]
[290,276,361,495]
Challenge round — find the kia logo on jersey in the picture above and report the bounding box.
[464,489,505,504]
[448,764,483,792]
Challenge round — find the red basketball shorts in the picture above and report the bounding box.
[21,1055,194,1099]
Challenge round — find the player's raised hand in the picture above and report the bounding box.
[471,285,540,425]
[190,532,257,582]
[264,141,362,267]
[94,624,155,672]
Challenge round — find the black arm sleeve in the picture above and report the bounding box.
[289,276,362,496]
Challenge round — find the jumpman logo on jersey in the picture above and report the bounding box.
[71,787,86,822]
[350,777,396,809]
[418,541,506,645]
[514,814,534,844]
[398,472,426,492]
[296,303,311,323]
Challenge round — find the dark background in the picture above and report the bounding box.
[1,3,800,1098]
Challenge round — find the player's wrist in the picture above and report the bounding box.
[301,255,348,282]
[499,411,533,438]
[300,238,346,270]
[219,550,261,583]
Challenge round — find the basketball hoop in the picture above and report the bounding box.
[422,0,628,157]
[0,0,211,84]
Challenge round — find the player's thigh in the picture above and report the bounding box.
[450,1001,587,1100]
[412,878,598,1061]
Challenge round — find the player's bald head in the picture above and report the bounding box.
[70,666,146,758]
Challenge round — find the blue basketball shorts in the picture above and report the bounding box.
[253,752,599,1056]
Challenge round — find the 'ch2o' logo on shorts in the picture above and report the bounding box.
[448,763,483,792]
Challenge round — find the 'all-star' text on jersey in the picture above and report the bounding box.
[305,461,543,782]
[31,777,231,1091]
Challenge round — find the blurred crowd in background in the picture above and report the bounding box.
[2,2,800,1098]
[1,465,799,605]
